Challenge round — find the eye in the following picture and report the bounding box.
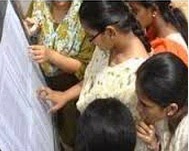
[138,99,149,108]
[130,7,138,15]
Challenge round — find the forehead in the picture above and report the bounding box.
[136,84,154,105]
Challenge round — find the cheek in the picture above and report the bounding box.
[137,12,152,28]
[94,37,111,51]
[145,109,165,124]
[137,102,148,120]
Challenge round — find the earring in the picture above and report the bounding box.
[152,13,156,18]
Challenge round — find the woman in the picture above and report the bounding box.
[38,0,150,119]
[25,0,95,150]
[136,52,188,151]
[26,0,94,89]
[129,0,188,65]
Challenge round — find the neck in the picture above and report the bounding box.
[110,32,149,65]
[52,2,71,23]
[154,16,177,38]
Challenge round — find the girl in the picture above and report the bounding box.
[130,1,188,65]
[136,52,188,151]
[38,0,150,117]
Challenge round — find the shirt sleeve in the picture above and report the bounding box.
[71,35,95,80]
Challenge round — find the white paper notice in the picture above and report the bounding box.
[0,1,56,151]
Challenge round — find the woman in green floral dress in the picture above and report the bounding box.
[25,0,95,150]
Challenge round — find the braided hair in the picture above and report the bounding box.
[79,0,151,52]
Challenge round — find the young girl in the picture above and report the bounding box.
[136,52,188,151]
[130,1,188,65]
[38,0,150,118]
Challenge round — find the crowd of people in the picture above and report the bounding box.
[22,0,188,151]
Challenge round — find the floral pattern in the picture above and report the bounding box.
[77,47,146,121]
[29,0,94,79]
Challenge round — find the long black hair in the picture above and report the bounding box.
[79,0,151,52]
[136,52,188,133]
[136,0,188,45]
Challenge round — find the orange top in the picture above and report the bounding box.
[151,38,188,66]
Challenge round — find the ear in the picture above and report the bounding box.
[104,26,117,39]
[146,4,158,18]
[165,103,179,117]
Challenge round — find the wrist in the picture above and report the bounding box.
[47,48,55,62]
[147,139,160,151]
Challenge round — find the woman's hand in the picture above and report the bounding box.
[29,45,52,63]
[136,121,160,151]
[37,87,68,113]
[23,17,41,36]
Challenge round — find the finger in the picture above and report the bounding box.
[32,56,44,61]
[29,45,44,50]
[37,60,46,64]
[48,104,62,113]
[137,132,149,143]
[37,87,52,99]
[149,125,155,131]
[25,17,35,25]
[148,125,156,135]
[136,125,148,135]
[138,121,151,134]
[29,49,43,54]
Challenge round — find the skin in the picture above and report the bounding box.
[129,2,155,29]
[26,1,82,74]
[136,85,179,150]
[37,22,149,112]
[129,2,178,39]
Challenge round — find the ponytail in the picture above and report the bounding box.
[171,7,188,45]
[129,13,151,52]
[158,4,188,45]
[137,1,188,45]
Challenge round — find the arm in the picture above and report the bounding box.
[49,50,82,74]
[29,45,82,73]
[29,35,95,75]
[38,81,83,113]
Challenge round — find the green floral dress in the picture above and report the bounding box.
[28,0,94,80]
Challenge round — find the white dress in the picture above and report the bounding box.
[135,115,188,151]
[169,115,188,151]
[76,47,146,119]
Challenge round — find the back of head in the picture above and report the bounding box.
[136,52,188,109]
[135,0,188,45]
[75,98,136,151]
[79,0,151,52]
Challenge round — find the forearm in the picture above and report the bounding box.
[49,50,82,74]
[63,81,83,104]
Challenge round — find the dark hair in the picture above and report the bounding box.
[136,52,188,109]
[136,0,188,45]
[136,52,188,133]
[79,0,151,52]
[75,98,136,151]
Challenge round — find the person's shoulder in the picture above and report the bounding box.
[175,114,188,139]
